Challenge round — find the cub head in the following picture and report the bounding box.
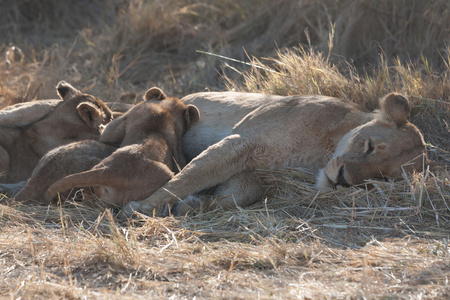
[56,81,113,131]
[31,81,113,157]
[144,87,200,136]
[316,93,427,189]
[100,87,200,146]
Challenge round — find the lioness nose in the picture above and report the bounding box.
[336,166,350,188]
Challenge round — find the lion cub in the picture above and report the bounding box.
[12,140,117,203]
[0,81,113,183]
[15,88,200,208]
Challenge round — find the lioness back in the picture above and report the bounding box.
[182,92,284,160]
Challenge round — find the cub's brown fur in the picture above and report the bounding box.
[42,88,200,208]
[13,140,117,203]
[0,81,113,183]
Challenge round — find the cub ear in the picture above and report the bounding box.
[144,87,167,101]
[76,102,106,129]
[184,104,200,129]
[380,93,411,126]
[56,81,80,100]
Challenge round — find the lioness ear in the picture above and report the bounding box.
[77,102,105,129]
[184,104,200,129]
[56,81,80,100]
[380,93,411,126]
[144,87,167,101]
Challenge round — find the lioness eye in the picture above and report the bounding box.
[365,139,374,154]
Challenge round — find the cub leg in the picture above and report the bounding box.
[45,168,117,204]
[122,134,254,217]
[14,155,106,203]
[46,161,174,208]
[13,141,116,203]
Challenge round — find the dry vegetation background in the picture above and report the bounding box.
[0,0,449,299]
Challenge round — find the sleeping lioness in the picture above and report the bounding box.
[122,91,428,217]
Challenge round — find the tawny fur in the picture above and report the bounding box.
[0,81,113,183]
[43,88,200,208]
[122,92,428,217]
[13,140,117,203]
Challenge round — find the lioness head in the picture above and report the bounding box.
[316,93,427,189]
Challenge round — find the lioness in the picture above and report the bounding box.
[40,88,200,208]
[121,91,428,217]
[0,81,113,183]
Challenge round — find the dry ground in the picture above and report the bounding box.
[0,1,449,299]
[0,171,449,299]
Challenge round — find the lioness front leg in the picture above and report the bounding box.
[170,170,263,216]
[122,134,254,217]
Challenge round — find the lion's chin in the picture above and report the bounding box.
[315,169,334,190]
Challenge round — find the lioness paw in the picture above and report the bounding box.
[162,194,202,217]
[120,201,158,219]
[120,201,142,219]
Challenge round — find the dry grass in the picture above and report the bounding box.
[224,45,450,152]
[1,168,449,299]
[0,0,449,298]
